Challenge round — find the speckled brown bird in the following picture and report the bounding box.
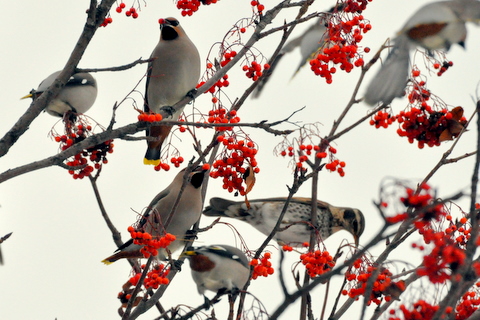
[203,197,365,246]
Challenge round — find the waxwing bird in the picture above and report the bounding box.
[364,0,480,106]
[184,245,250,296]
[102,167,207,264]
[21,70,97,118]
[203,197,365,246]
[144,17,201,165]
[253,5,343,98]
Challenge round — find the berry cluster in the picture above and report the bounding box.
[344,261,405,305]
[211,134,259,195]
[250,252,274,279]
[143,264,170,289]
[154,162,172,172]
[344,0,372,12]
[370,71,467,148]
[52,120,114,180]
[416,225,466,284]
[433,60,453,77]
[117,263,171,308]
[454,288,480,319]
[137,112,163,122]
[369,110,394,129]
[397,103,466,148]
[170,156,184,168]
[300,250,336,278]
[114,2,139,19]
[199,73,230,95]
[125,7,139,18]
[385,183,446,225]
[388,300,439,320]
[176,0,219,16]
[277,142,346,177]
[242,61,270,81]
[115,2,126,12]
[309,5,372,83]
[206,108,240,131]
[219,50,238,68]
[100,16,113,27]
[127,226,176,259]
[250,1,265,14]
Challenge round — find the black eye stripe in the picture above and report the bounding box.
[166,19,179,27]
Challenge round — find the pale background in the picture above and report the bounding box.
[1,0,479,319]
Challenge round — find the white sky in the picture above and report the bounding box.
[1,0,480,319]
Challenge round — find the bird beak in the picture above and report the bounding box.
[20,93,32,100]
[354,235,359,247]
[182,250,197,257]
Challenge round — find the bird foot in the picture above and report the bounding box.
[172,259,184,271]
[159,105,175,117]
[185,229,198,241]
[186,88,197,99]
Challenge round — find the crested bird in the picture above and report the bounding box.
[21,70,97,118]
[144,17,201,165]
[253,5,343,98]
[364,0,480,106]
[102,167,207,264]
[203,197,365,246]
[183,244,250,296]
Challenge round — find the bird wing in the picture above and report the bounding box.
[136,186,172,229]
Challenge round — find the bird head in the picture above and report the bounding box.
[159,17,183,41]
[20,89,38,101]
[183,246,216,272]
[345,208,365,246]
[333,208,365,247]
[185,166,208,189]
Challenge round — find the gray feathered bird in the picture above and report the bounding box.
[203,197,365,246]
[364,0,480,106]
[21,70,97,118]
[102,167,207,264]
[184,244,250,296]
[144,17,201,165]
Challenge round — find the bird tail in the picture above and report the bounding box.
[144,125,173,165]
[363,35,410,106]
[101,250,144,265]
[203,197,244,218]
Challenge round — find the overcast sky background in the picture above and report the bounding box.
[1,0,480,319]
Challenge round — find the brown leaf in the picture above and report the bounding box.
[439,107,465,142]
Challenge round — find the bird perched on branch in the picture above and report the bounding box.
[184,244,250,297]
[21,70,97,118]
[253,5,343,98]
[203,197,365,246]
[364,0,480,106]
[143,17,201,165]
[102,167,207,264]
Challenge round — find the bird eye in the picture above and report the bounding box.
[343,209,356,220]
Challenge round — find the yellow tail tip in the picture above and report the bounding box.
[144,158,161,166]
[101,259,113,265]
